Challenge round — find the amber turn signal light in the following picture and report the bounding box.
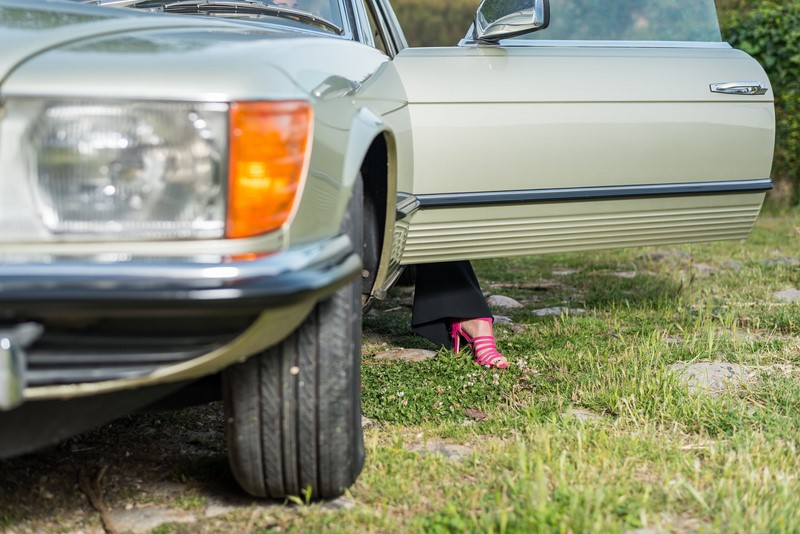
[227,101,312,239]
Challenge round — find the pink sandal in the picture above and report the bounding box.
[450,318,509,369]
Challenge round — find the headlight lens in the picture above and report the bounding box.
[23,99,228,240]
[0,98,312,244]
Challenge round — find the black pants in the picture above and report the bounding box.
[411,261,492,349]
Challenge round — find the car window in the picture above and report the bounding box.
[364,0,390,55]
[514,0,721,42]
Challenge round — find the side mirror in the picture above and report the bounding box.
[472,0,550,43]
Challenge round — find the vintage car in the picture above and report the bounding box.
[0,0,774,499]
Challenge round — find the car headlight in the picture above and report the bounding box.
[0,98,311,242]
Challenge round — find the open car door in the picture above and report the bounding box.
[388,0,774,264]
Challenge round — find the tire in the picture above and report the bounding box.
[222,179,364,500]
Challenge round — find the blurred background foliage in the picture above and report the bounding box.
[392,0,799,207]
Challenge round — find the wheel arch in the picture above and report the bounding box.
[341,108,397,303]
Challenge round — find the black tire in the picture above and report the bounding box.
[222,179,364,500]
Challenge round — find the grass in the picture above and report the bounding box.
[2,213,797,534]
[336,212,799,533]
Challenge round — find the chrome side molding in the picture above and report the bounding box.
[710,81,770,96]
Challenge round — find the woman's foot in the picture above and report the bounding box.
[450,317,509,369]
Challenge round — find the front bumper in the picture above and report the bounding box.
[0,234,360,408]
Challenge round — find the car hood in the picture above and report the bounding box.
[0,0,365,101]
[0,0,239,85]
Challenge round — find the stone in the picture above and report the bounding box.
[532,306,585,317]
[372,348,437,362]
[322,496,356,511]
[668,362,752,394]
[762,257,800,266]
[611,271,637,278]
[774,289,800,303]
[361,416,374,428]
[107,507,196,533]
[406,441,474,461]
[693,263,717,275]
[552,269,579,276]
[565,408,602,421]
[493,315,513,325]
[486,294,523,308]
[721,260,743,271]
[638,250,691,262]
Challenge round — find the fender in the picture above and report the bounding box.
[341,107,399,299]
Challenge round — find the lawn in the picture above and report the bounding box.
[284,212,800,533]
[1,213,796,534]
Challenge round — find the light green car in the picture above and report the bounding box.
[0,0,774,499]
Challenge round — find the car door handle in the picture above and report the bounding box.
[710,81,769,96]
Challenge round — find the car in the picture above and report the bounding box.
[0,0,774,499]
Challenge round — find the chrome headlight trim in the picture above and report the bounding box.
[0,97,229,242]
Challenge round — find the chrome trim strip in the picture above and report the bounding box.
[459,38,731,49]
[414,179,773,209]
[395,192,420,220]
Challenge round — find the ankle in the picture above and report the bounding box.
[458,318,494,339]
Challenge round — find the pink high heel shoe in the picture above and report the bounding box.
[450,318,509,369]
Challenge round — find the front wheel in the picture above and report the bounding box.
[222,180,364,500]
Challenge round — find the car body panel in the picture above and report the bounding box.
[385,44,773,263]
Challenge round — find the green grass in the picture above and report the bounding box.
[312,213,800,533]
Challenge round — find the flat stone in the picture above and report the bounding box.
[204,504,239,519]
[638,250,691,262]
[668,362,752,394]
[322,496,356,511]
[493,315,513,325]
[203,493,274,519]
[361,416,374,428]
[774,289,800,303]
[486,294,523,308]
[693,263,717,275]
[406,441,474,461]
[721,260,743,271]
[612,271,637,278]
[532,306,585,317]
[762,257,800,266]
[565,408,602,421]
[108,507,196,533]
[624,529,661,534]
[552,269,579,276]
[372,348,437,362]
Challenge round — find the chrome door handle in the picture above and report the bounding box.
[710,81,769,95]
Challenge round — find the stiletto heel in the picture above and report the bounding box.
[449,318,509,369]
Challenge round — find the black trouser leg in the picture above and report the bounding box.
[411,261,492,348]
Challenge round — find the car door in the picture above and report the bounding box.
[378,0,775,264]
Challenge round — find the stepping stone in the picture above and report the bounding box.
[361,416,374,428]
[668,362,752,394]
[564,408,602,421]
[693,263,717,275]
[406,441,474,461]
[762,257,799,266]
[721,260,743,271]
[638,250,690,262]
[487,294,523,308]
[532,306,585,317]
[774,289,800,303]
[493,315,513,325]
[108,507,196,534]
[611,271,637,278]
[372,348,437,362]
[552,269,579,276]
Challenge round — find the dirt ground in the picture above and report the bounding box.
[0,401,285,533]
